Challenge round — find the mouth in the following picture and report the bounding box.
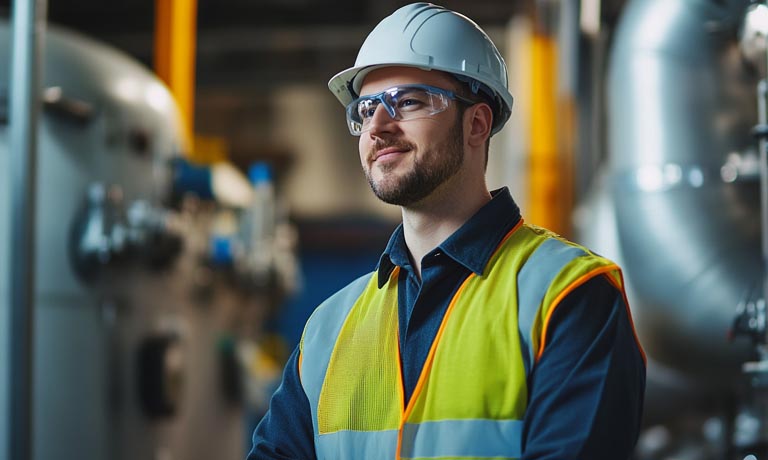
[372,146,410,162]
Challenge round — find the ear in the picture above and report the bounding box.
[465,103,493,148]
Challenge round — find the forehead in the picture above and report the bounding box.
[358,66,458,96]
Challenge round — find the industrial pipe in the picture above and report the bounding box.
[8,0,46,459]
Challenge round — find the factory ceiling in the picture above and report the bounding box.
[0,0,526,89]
[0,0,632,89]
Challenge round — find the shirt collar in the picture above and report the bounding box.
[377,187,522,288]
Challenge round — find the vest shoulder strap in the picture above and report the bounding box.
[516,230,607,373]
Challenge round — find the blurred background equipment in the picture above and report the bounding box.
[3,0,768,459]
[575,0,767,458]
[0,14,279,460]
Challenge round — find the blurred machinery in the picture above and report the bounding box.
[0,19,295,460]
[9,1,768,459]
[575,0,768,458]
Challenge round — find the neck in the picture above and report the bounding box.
[401,179,491,278]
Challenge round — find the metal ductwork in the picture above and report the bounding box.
[609,0,761,384]
[588,0,762,391]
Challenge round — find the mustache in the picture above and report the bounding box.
[369,139,416,157]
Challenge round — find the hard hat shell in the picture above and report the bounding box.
[328,2,514,135]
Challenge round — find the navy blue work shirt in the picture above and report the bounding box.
[248,187,646,460]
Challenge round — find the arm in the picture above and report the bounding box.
[521,275,646,460]
[247,346,317,460]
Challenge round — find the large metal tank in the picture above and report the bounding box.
[0,21,245,460]
[579,0,761,402]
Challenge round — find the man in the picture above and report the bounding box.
[249,3,646,459]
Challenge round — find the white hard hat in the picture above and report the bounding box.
[328,2,514,135]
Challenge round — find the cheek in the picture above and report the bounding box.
[358,136,371,163]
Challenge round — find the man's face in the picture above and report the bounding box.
[357,67,465,207]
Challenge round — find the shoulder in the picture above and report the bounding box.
[495,223,618,281]
[520,224,617,275]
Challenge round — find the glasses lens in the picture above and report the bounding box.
[388,87,437,118]
[357,98,380,123]
[345,85,454,136]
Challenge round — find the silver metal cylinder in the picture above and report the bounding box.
[7,1,46,459]
[759,79,768,338]
[607,0,760,385]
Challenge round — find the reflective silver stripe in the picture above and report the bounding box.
[401,419,523,458]
[517,238,586,373]
[316,429,399,460]
[300,272,374,442]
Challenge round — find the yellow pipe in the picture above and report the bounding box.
[154,0,197,154]
[557,94,576,239]
[528,32,572,237]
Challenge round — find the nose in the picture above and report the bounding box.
[366,103,397,137]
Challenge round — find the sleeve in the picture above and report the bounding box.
[246,345,317,460]
[520,274,646,460]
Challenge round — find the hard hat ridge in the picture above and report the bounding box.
[328,2,514,135]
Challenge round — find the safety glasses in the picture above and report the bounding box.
[345,84,477,136]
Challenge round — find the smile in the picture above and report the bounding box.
[373,147,410,162]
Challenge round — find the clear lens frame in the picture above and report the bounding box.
[345,84,475,136]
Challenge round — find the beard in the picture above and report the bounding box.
[364,121,464,207]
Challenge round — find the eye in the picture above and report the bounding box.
[397,97,424,111]
[357,100,380,120]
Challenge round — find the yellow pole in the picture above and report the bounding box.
[528,31,565,234]
[557,90,576,239]
[154,0,197,154]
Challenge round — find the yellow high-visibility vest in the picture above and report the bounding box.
[299,222,635,460]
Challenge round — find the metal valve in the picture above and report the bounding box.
[69,182,182,282]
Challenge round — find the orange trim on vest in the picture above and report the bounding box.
[603,272,620,290]
[604,271,647,364]
[394,270,406,457]
[388,267,405,417]
[297,353,302,384]
[496,219,525,254]
[389,266,406,441]
[536,264,620,361]
[393,222,524,459]
[395,271,473,460]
